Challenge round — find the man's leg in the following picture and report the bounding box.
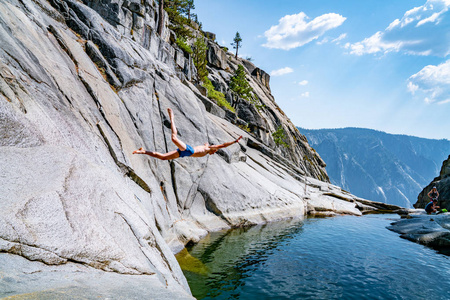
[133,148,179,160]
[168,108,187,151]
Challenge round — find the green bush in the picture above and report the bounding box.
[176,37,193,54]
[238,124,251,133]
[202,78,235,112]
[272,126,289,148]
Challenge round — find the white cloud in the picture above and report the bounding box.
[317,37,330,45]
[407,81,419,94]
[270,67,294,76]
[263,12,346,50]
[332,33,347,44]
[350,31,419,55]
[317,33,347,45]
[349,0,450,56]
[301,92,310,97]
[386,19,401,31]
[438,99,450,104]
[407,59,450,104]
[298,80,309,86]
[417,11,444,26]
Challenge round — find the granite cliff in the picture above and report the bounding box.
[0,0,399,297]
[415,155,450,211]
[388,156,450,255]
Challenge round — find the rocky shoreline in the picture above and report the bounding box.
[388,210,450,255]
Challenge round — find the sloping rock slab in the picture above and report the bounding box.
[0,253,194,299]
[387,214,450,254]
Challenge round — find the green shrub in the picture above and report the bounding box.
[272,126,289,148]
[176,37,193,54]
[202,78,235,112]
[238,124,251,133]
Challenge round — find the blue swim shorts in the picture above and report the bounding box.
[177,144,195,158]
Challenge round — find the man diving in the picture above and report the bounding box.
[133,108,242,160]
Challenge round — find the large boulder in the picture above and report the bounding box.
[206,40,228,70]
[251,67,270,91]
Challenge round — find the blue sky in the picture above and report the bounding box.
[194,0,450,140]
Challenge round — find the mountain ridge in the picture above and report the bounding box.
[300,126,450,142]
[298,127,450,207]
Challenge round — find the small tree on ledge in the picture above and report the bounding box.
[231,32,242,59]
[192,36,208,81]
[272,126,289,148]
[230,65,264,110]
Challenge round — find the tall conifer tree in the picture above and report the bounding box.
[157,0,164,36]
[231,32,242,59]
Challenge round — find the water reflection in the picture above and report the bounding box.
[177,218,304,299]
[177,215,450,300]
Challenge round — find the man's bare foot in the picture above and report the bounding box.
[167,108,174,119]
[133,147,146,154]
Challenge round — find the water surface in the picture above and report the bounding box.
[177,215,450,299]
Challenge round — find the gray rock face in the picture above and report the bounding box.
[0,253,193,299]
[0,0,401,297]
[415,155,450,211]
[207,40,228,70]
[251,67,270,91]
[440,156,450,178]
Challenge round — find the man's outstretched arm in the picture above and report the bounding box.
[210,136,242,150]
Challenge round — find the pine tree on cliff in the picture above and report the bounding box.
[231,32,242,59]
[157,0,164,36]
[230,65,252,101]
[185,0,195,20]
[164,0,193,38]
[193,36,208,81]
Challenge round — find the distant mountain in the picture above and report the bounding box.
[298,128,450,208]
